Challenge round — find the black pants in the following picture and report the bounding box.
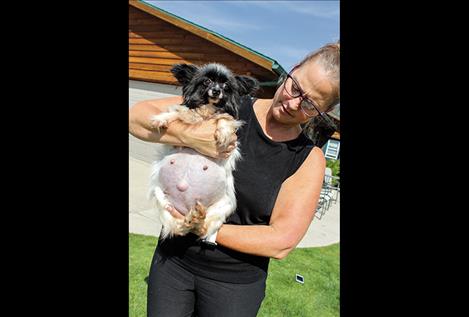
[147,251,266,317]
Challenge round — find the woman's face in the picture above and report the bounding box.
[271,61,335,125]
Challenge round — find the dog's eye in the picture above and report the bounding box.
[223,83,231,91]
[204,79,212,86]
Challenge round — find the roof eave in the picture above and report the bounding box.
[131,0,286,78]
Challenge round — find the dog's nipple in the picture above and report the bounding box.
[170,159,175,164]
[176,180,189,192]
[203,165,208,170]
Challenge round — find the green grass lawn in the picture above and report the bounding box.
[129,233,339,317]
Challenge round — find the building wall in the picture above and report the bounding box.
[129,80,182,107]
[129,80,182,163]
[129,4,278,98]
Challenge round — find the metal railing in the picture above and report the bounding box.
[315,175,340,220]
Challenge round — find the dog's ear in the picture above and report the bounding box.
[171,64,199,86]
[235,75,259,96]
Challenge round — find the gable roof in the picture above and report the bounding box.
[129,0,287,84]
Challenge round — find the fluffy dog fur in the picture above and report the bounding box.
[149,63,259,242]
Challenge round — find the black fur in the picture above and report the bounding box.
[170,63,259,119]
[170,64,199,86]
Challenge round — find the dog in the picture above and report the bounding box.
[148,63,259,243]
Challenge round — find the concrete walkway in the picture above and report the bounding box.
[129,156,340,247]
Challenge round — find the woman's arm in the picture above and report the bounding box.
[216,147,326,259]
[129,96,183,144]
[129,97,236,158]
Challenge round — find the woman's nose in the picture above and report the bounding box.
[284,97,301,111]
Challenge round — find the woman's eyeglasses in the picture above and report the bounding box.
[283,71,337,130]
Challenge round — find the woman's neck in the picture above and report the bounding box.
[254,99,302,142]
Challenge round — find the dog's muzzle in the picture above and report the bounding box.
[210,88,221,97]
[208,84,223,100]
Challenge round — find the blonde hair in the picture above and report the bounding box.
[299,42,340,144]
[297,41,340,110]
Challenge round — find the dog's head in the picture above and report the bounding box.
[170,63,259,119]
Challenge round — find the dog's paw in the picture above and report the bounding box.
[215,127,232,149]
[196,201,207,217]
[184,201,208,237]
[190,220,208,237]
[154,192,171,211]
[184,202,205,224]
[150,118,169,132]
[174,219,191,236]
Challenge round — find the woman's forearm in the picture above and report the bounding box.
[129,97,186,145]
[216,224,293,260]
[129,97,234,158]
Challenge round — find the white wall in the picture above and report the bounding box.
[129,80,182,108]
[129,80,182,163]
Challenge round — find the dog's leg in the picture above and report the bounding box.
[186,201,208,237]
[149,111,181,132]
[214,118,243,149]
[153,187,189,238]
[177,109,204,125]
[201,196,235,242]
[153,186,172,211]
[151,105,189,131]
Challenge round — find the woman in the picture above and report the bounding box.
[129,42,340,317]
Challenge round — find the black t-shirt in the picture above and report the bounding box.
[156,96,316,283]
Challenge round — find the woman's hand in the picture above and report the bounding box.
[165,205,185,220]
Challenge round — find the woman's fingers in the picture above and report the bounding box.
[229,133,237,144]
[218,140,238,158]
[214,131,238,159]
[165,205,184,219]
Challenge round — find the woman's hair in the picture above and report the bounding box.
[298,41,340,144]
[297,41,340,111]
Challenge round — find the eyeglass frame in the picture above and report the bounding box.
[282,69,338,130]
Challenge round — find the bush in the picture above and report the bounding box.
[326,159,340,177]
[326,159,340,186]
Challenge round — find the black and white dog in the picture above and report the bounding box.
[149,63,258,243]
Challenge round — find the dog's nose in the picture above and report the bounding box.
[176,180,189,192]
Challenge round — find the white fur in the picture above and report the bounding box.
[149,142,241,239]
[149,105,193,131]
[214,118,243,149]
[146,62,254,241]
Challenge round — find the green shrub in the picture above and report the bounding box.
[326,159,340,186]
[326,159,340,177]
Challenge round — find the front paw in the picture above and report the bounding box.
[173,219,191,236]
[215,127,233,149]
[186,201,208,237]
[150,118,169,132]
[191,223,207,237]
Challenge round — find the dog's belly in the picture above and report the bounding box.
[158,150,226,215]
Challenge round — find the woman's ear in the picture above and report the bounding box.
[170,64,199,86]
[235,75,259,96]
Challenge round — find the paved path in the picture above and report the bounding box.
[129,156,340,247]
